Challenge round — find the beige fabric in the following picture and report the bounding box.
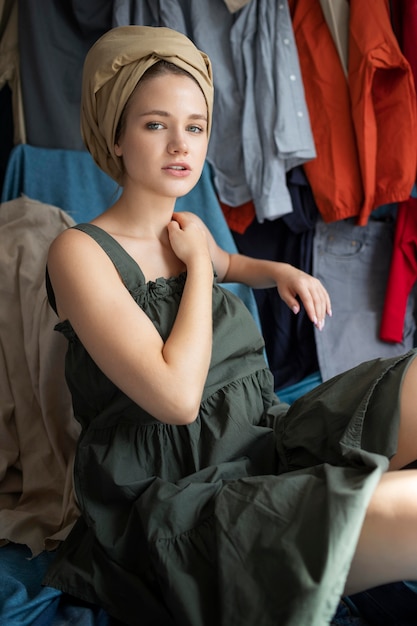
[81,25,214,185]
[223,0,251,12]
[0,0,26,143]
[0,196,80,556]
[319,0,350,75]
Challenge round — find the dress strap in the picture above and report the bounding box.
[73,223,145,292]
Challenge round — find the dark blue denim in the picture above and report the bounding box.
[348,582,417,625]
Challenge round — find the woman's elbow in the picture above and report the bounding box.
[173,397,200,425]
[160,394,201,425]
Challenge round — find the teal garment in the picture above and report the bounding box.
[276,370,322,404]
[44,223,417,626]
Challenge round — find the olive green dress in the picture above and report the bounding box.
[44,223,417,626]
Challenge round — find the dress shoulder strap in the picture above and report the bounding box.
[73,223,145,291]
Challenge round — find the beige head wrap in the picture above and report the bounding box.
[81,25,213,184]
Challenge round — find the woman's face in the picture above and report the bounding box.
[114,72,209,198]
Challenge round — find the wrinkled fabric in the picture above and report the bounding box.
[380,199,417,343]
[380,0,417,343]
[288,0,417,225]
[18,0,111,150]
[81,25,213,184]
[229,0,316,222]
[223,0,250,12]
[0,197,80,556]
[319,0,349,74]
[44,223,417,625]
[313,216,416,381]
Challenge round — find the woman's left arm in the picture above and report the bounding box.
[202,219,332,331]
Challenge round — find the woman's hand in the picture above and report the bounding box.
[166,213,332,330]
[274,264,332,331]
[47,219,214,426]
[168,212,211,267]
[218,248,332,331]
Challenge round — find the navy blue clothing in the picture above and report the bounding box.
[233,167,319,390]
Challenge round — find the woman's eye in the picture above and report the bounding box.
[187,125,203,134]
[146,122,164,130]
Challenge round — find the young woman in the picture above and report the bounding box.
[45,25,417,626]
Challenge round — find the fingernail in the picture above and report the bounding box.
[292,305,299,314]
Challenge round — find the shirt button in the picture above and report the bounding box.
[290,74,296,81]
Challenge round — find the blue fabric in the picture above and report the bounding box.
[0,544,117,626]
[0,544,60,625]
[349,582,417,625]
[276,370,322,404]
[1,144,120,223]
[331,600,367,625]
[1,144,260,327]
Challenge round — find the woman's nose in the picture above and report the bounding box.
[167,133,188,154]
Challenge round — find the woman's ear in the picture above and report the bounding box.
[114,143,122,157]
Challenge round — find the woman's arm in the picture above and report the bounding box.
[47,213,213,426]
[224,254,332,331]
[194,213,332,330]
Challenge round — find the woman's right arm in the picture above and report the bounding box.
[47,215,213,425]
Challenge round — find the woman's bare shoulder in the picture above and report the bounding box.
[47,225,115,274]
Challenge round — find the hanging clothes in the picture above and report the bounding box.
[229,0,316,222]
[232,167,320,391]
[313,215,416,381]
[380,199,417,343]
[219,198,256,235]
[319,0,349,75]
[18,0,112,150]
[0,197,80,557]
[223,0,251,12]
[379,0,417,343]
[113,0,316,223]
[0,0,25,145]
[288,0,417,225]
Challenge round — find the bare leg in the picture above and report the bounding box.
[345,355,417,594]
[345,470,417,594]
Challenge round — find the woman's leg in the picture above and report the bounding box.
[345,469,417,595]
[345,356,417,594]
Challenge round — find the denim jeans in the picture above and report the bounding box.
[313,216,416,381]
[348,581,417,625]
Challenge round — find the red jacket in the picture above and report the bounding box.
[288,0,417,225]
[380,0,417,342]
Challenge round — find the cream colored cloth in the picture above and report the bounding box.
[81,25,214,185]
[0,196,80,556]
[319,0,349,75]
[223,0,251,12]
